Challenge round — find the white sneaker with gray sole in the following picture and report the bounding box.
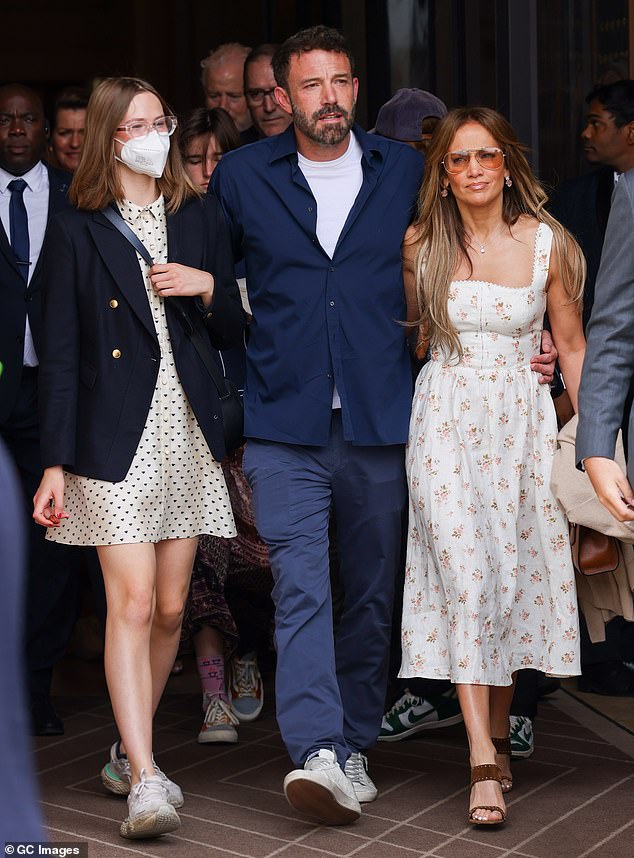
[120,768,180,839]
[284,748,361,825]
[344,752,378,802]
[101,742,184,808]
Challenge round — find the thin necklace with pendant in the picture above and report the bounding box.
[468,230,500,254]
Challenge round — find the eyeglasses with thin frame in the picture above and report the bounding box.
[442,147,505,174]
[116,115,178,138]
[245,87,277,105]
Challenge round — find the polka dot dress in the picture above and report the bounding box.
[47,196,236,546]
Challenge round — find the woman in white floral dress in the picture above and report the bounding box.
[400,108,586,826]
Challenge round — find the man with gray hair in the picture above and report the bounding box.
[200,42,254,135]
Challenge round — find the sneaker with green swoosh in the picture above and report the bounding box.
[378,688,463,742]
[509,715,534,759]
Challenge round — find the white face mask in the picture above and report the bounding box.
[115,130,170,178]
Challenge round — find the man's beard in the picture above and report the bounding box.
[291,100,356,146]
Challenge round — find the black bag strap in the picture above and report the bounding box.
[102,204,155,265]
[101,204,233,401]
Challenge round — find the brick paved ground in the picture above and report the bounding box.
[35,675,634,858]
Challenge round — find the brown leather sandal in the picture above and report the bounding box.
[468,764,506,826]
[492,736,513,793]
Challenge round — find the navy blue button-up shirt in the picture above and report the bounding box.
[211,124,423,446]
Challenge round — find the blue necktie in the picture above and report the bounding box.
[8,178,30,283]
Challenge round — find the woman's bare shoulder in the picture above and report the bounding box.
[511,213,540,241]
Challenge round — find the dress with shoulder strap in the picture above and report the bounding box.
[400,223,580,685]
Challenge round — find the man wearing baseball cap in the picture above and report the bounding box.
[374,87,447,153]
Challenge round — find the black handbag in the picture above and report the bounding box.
[101,204,244,454]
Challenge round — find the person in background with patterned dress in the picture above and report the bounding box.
[32,76,245,840]
[178,107,269,744]
[400,107,586,827]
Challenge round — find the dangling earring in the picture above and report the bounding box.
[505,176,512,188]
[440,186,448,198]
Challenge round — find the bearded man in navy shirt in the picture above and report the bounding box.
[212,26,553,825]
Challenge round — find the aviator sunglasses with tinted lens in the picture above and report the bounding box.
[442,147,505,173]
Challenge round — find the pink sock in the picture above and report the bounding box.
[197,655,227,701]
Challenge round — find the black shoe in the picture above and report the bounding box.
[31,695,64,736]
[578,662,634,696]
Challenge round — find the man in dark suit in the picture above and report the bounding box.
[0,83,78,735]
[551,80,634,329]
[553,79,634,696]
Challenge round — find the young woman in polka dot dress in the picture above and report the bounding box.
[33,77,246,840]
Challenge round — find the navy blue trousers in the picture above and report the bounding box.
[243,413,406,767]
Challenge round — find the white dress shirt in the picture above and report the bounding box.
[0,160,50,366]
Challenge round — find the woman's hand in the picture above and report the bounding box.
[149,263,215,307]
[584,456,634,522]
[530,329,558,385]
[33,466,68,527]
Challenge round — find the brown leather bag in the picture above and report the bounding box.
[570,524,620,576]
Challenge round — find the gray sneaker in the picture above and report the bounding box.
[198,697,239,744]
[101,742,184,808]
[509,715,534,759]
[283,748,361,825]
[344,752,378,803]
[229,652,264,722]
[120,768,180,839]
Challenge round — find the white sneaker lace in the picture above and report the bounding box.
[232,657,260,697]
[384,690,420,718]
[116,755,132,778]
[345,753,368,784]
[510,715,530,738]
[204,696,240,727]
[130,768,167,804]
[151,759,170,785]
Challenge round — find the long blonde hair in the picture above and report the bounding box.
[70,77,199,213]
[411,107,585,356]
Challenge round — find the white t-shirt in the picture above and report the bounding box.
[298,133,363,407]
[298,132,363,258]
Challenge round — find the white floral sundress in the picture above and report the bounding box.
[400,223,580,686]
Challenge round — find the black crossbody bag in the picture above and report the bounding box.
[102,205,244,454]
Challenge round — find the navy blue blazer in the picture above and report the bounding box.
[211,125,423,446]
[0,165,71,424]
[38,193,246,481]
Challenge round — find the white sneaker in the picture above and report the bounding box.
[198,696,239,744]
[120,768,180,839]
[344,752,378,802]
[283,748,362,825]
[100,742,184,808]
[229,652,264,722]
[152,759,184,808]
